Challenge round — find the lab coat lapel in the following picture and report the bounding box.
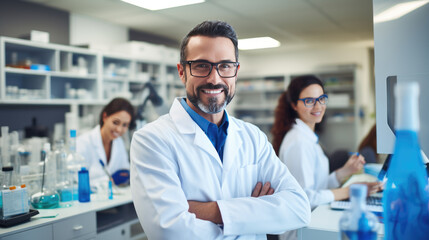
[92,125,107,164]
[170,98,223,167]
[222,118,243,172]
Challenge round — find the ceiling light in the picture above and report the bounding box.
[238,37,280,50]
[121,0,205,11]
[374,0,429,23]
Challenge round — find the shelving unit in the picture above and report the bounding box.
[0,37,182,131]
[0,37,100,103]
[233,76,286,141]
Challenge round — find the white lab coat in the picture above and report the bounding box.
[279,118,339,210]
[77,125,130,185]
[130,98,311,240]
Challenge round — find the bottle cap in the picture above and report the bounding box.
[350,184,367,198]
[70,129,77,138]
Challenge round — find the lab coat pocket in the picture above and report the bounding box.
[234,164,259,197]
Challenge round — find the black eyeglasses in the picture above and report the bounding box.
[183,60,239,78]
[298,94,328,108]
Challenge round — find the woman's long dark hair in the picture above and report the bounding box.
[271,75,324,155]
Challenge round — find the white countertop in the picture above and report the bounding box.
[299,204,385,240]
[0,187,133,236]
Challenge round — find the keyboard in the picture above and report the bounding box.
[330,196,383,213]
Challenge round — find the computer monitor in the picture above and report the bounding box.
[373,0,429,156]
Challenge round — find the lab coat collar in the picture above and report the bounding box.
[170,98,221,166]
[169,98,242,169]
[295,118,319,143]
[170,98,196,134]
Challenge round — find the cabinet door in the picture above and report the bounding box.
[96,219,146,240]
[2,224,53,240]
[53,212,96,240]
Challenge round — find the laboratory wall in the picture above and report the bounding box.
[0,0,69,45]
[70,13,128,47]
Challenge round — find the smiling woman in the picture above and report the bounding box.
[271,75,378,240]
[76,97,136,187]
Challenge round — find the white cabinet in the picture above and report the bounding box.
[96,219,146,240]
[53,212,96,240]
[2,224,53,240]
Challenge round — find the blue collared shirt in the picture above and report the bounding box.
[180,98,229,162]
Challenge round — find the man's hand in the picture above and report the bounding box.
[187,201,223,224]
[187,182,275,223]
[251,182,275,197]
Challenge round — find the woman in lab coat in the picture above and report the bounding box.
[271,75,380,239]
[77,97,135,187]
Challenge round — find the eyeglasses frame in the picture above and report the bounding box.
[298,94,329,108]
[183,60,240,78]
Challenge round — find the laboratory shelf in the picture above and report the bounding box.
[0,36,181,126]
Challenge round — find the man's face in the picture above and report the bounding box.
[177,36,239,115]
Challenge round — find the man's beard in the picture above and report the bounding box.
[187,83,235,114]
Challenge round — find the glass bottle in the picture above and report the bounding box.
[53,140,73,207]
[66,130,86,201]
[383,82,429,239]
[30,143,60,209]
[339,184,379,240]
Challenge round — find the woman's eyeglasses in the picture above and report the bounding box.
[298,94,328,108]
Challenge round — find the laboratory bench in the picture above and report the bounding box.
[298,204,384,240]
[0,187,146,240]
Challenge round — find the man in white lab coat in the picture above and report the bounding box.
[130,20,311,240]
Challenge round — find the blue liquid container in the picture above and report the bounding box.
[383,82,429,239]
[339,184,379,240]
[31,191,60,209]
[78,167,90,203]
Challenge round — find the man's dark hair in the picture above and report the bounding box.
[179,20,239,63]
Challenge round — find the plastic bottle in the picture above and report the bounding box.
[66,130,86,201]
[339,184,379,240]
[78,167,90,202]
[383,82,429,239]
[53,140,73,207]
